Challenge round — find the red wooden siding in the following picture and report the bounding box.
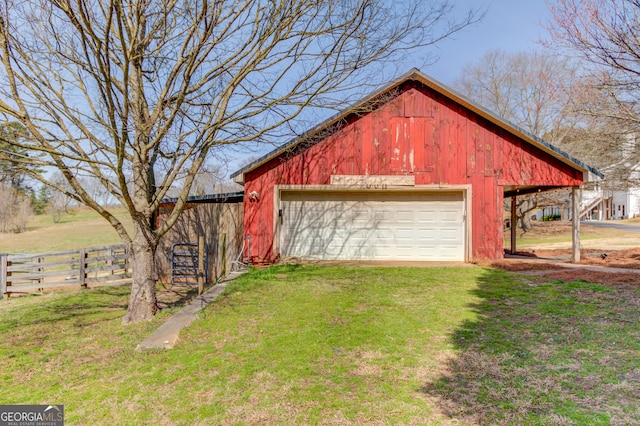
[242,83,583,262]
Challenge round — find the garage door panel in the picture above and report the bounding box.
[440,226,462,236]
[441,212,462,222]
[281,191,465,261]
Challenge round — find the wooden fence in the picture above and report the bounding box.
[156,201,244,285]
[1,244,130,298]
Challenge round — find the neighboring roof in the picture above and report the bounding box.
[231,68,603,184]
[160,191,244,205]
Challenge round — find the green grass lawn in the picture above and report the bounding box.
[1,265,638,424]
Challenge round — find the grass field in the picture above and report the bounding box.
[0,208,132,253]
[504,220,636,249]
[1,265,638,424]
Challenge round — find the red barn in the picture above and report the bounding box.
[231,69,601,263]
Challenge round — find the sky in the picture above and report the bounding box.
[426,0,553,84]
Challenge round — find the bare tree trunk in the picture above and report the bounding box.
[516,196,537,233]
[518,211,533,232]
[122,222,159,324]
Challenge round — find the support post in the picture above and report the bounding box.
[572,186,581,263]
[79,249,87,287]
[198,235,205,295]
[1,254,7,299]
[599,199,604,221]
[510,196,517,255]
[108,247,114,276]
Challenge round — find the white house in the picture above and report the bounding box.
[581,134,640,220]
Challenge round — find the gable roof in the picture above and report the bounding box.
[231,68,603,184]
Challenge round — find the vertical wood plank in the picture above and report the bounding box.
[474,124,486,181]
[362,115,374,175]
[454,116,466,182]
[356,122,370,176]
[484,136,494,177]
[493,132,502,180]
[220,233,227,279]
[198,235,205,295]
[466,116,476,178]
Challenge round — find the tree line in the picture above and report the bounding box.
[0,121,119,232]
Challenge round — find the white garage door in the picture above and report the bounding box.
[280,191,465,261]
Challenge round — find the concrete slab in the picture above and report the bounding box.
[136,271,246,350]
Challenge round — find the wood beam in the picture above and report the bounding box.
[503,186,561,198]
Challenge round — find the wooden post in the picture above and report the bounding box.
[1,254,7,299]
[123,245,130,277]
[572,186,581,263]
[198,235,205,295]
[220,233,227,279]
[510,196,517,255]
[108,247,114,276]
[79,248,87,287]
[37,257,44,285]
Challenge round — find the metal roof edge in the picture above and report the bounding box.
[160,191,244,205]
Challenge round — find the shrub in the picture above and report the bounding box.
[0,185,33,233]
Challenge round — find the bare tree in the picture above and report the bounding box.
[0,0,480,323]
[189,164,240,196]
[547,0,640,98]
[84,176,116,207]
[453,49,580,143]
[46,173,77,223]
[453,49,581,230]
[546,0,640,164]
[0,184,32,233]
